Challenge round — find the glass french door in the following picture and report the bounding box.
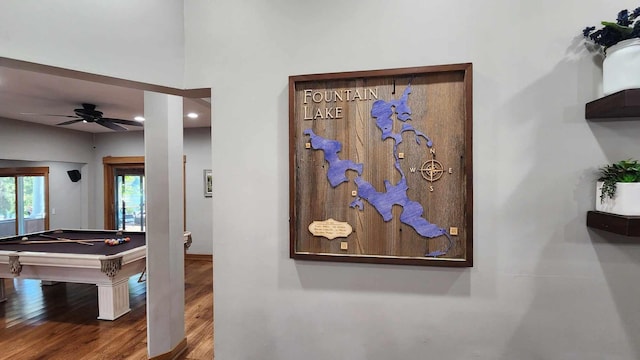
[103,156,185,231]
[114,169,145,231]
[0,167,49,237]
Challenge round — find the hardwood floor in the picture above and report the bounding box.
[0,258,213,359]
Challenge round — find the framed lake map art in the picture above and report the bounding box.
[289,63,473,267]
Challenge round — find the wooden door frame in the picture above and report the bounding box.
[0,166,50,233]
[103,156,186,230]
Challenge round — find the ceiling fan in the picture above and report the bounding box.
[23,103,143,131]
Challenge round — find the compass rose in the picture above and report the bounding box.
[419,159,444,182]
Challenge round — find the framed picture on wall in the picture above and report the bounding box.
[289,63,473,267]
[203,169,213,197]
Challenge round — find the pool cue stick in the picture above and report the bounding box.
[0,239,95,245]
[52,238,118,242]
[13,238,129,243]
[60,238,94,246]
[39,234,94,246]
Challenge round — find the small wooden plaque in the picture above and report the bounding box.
[308,218,353,240]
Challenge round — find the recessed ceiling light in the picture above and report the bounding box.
[187,112,198,119]
[134,116,145,122]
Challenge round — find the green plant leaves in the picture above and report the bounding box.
[598,159,640,202]
[602,21,635,35]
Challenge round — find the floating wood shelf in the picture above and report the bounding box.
[585,89,640,120]
[586,211,640,236]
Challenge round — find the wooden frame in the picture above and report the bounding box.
[289,63,473,267]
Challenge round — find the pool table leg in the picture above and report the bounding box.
[96,278,131,320]
[0,278,5,302]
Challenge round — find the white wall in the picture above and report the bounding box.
[0,118,93,163]
[0,118,94,228]
[185,1,640,359]
[183,128,213,254]
[0,0,185,88]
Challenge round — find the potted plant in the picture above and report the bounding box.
[582,7,640,95]
[596,159,640,216]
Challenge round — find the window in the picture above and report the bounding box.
[0,167,49,237]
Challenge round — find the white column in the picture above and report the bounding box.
[143,92,185,358]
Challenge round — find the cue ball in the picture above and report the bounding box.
[21,237,28,240]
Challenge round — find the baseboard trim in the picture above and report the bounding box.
[185,254,213,262]
[148,337,188,360]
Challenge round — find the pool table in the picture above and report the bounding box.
[0,229,192,321]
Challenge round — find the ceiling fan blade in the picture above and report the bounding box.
[57,119,83,126]
[21,113,79,118]
[96,119,127,131]
[101,118,144,126]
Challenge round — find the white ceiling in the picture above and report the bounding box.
[0,66,211,133]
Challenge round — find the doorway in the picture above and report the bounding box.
[2,56,211,358]
[103,156,186,231]
[103,156,144,230]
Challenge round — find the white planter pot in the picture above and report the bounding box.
[595,181,640,216]
[603,38,640,96]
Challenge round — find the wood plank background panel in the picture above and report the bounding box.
[291,64,472,266]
